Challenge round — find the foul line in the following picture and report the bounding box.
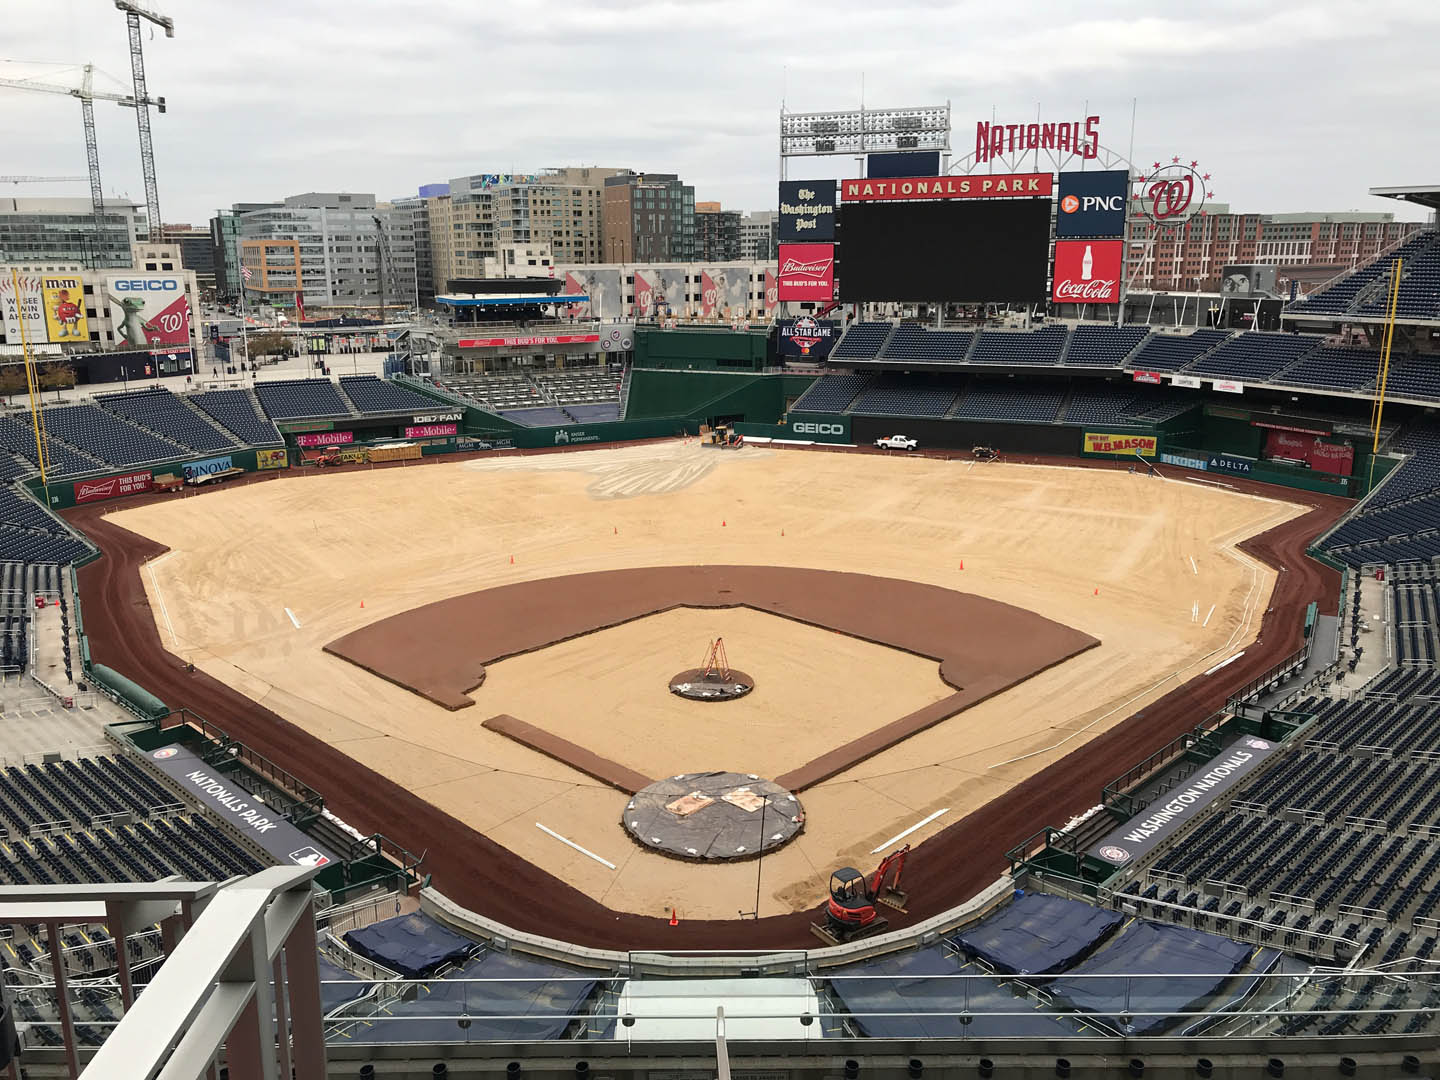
[285,607,301,629]
[871,808,949,854]
[535,822,616,870]
[146,558,178,650]
[1190,555,1199,575]
[1204,650,1246,676]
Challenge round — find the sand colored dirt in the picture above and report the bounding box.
[68,441,1343,943]
[325,568,1098,789]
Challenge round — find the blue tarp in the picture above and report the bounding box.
[316,955,372,1013]
[341,950,600,1043]
[827,946,1081,1039]
[1047,921,1253,1035]
[343,914,477,979]
[952,893,1124,976]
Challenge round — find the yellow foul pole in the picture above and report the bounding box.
[9,269,50,487]
[1368,258,1402,492]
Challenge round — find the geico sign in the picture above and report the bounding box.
[793,422,843,434]
[114,279,180,291]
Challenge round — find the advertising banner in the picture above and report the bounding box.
[633,268,687,318]
[74,470,152,504]
[0,273,44,344]
[840,173,1053,202]
[456,334,600,348]
[777,179,837,242]
[145,744,338,869]
[1212,379,1245,394]
[295,431,354,447]
[1084,432,1157,457]
[763,269,778,313]
[182,455,234,481]
[777,318,840,358]
[1207,453,1253,475]
[41,275,88,343]
[411,411,462,424]
[1132,371,1164,384]
[784,413,850,442]
[717,266,750,318]
[1161,452,1208,471]
[1264,429,1354,475]
[867,152,941,179]
[776,243,834,301]
[1170,374,1202,389]
[1056,170,1129,238]
[405,423,458,439]
[256,448,288,470]
[562,268,622,320]
[1052,240,1122,304]
[106,275,191,348]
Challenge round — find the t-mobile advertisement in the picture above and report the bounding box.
[1264,429,1354,475]
[1052,240,1123,304]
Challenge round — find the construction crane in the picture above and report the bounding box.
[115,1,174,239]
[0,63,154,255]
[0,176,86,184]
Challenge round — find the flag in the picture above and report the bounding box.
[240,265,252,282]
[295,291,306,323]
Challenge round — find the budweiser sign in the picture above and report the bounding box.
[841,173,1052,202]
[1052,240,1122,305]
[456,334,600,348]
[74,470,152,504]
[776,243,834,301]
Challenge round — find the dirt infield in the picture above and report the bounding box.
[481,714,652,794]
[324,565,1098,791]
[66,449,1345,949]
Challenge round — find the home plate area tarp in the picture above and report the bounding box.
[953,892,1123,975]
[343,914,479,979]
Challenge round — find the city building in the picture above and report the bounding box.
[427,168,623,297]
[160,224,217,296]
[0,196,147,270]
[601,172,696,264]
[1125,208,1425,293]
[236,192,418,316]
[482,244,554,279]
[695,202,742,262]
[389,191,438,306]
[739,210,778,262]
[208,203,280,302]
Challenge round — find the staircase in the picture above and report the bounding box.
[178,394,243,445]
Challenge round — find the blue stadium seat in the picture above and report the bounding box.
[1062,326,1150,368]
[791,374,871,413]
[189,391,283,446]
[967,326,1069,366]
[831,322,894,359]
[880,324,975,363]
[951,382,1065,423]
[338,376,441,414]
[253,379,352,420]
[848,377,958,417]
[1186,333,1322,381]
[96,388,237,454]
[1126,329,1232,372]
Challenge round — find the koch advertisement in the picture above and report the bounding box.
[1053,240,1122,304]
[1264,429,1355,475]
[0,273,44,344]
[1056,170,1129,238]
[777,318,839,358]
[778,179,836,242]
[1084,432,1157,457]
[74,470,153,504]
[106,275,191,348]
[776,244,834,301]
[42,276,89,343]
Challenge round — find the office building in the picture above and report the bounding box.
[160,224,217,296]
[739,210,778,262]
[0,196,147,269]
[695,203,742,262]
[601,172,696,264]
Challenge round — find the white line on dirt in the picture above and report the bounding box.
[536,822,616,870]
[1204,603,1217,628]
[870,808,949,854]
[1190,555,1199,575]
[285,607,301,629]
[147,560,178,649]
[1204,651,1245,676]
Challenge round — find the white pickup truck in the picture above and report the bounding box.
[874,435,918,451]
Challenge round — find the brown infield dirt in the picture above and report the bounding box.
[66,451,1348,951]
[323,565,1099,793]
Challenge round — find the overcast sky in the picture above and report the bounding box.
[5,0,1438,227]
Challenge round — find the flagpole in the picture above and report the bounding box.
[235,235,249,388]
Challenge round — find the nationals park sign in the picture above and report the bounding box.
[841,173,1053,201]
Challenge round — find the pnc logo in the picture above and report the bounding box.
[115,279,179,291]
[1061,194,1124,214]
[793,422,843,435]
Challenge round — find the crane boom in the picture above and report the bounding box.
[115,1,173,241]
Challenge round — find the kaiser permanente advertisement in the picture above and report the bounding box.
[106,274,192,348]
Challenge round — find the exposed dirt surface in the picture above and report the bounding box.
[65,452,1345,950]
[481,713,653,795]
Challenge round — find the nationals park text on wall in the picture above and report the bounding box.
[841,174,1053,201]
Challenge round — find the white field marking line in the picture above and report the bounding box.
[1190,555,1199,575]
[1204,604,1217,628]
[535,822,616,870]
[1204,651,1246,676]
[1192,601,1200,623]
[988,507,1282,770]
[871,808,949,854]
[146,560,178,649]
[284,607,301,629]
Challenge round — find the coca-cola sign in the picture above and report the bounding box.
[776,243,834,301]
[1052,240,1122,305]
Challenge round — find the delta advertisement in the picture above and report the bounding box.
[0,273,44,344]
[105,275,191,348]
[1084,432,1157,457]
[1055,170,1129,238]
[776,244,834,301]
[777,179,836,241]
[1264,429,1355,475]
[1052,240,1123,304]
[777,317,839,358]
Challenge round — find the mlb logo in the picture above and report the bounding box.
[153,748,178,760]
[289,846,331,868]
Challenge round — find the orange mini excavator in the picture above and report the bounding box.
[810,845,910,945]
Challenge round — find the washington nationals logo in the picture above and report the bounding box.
[1134,158,1211,225]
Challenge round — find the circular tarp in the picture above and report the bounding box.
[667,667,755,702]
[622,771,804,861]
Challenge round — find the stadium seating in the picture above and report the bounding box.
[848,377,958,417]
[95,388,237,454]
[791,373,871,413]
[337,376,439,414]
[532,369,621,406]
[1125,328,1232,372]
[1322,425,1440,565]
[0,414,102,478]
[253,379,353,421]
[1287,231,1440,317]
[1186,333,1322,381]
[1061,387,1190,427]
[1062,325,1150,368]
[564,403,621,423]
[831,322,894,360]
[39,404,188,468]
[440,374,541,412]
[189,390,283,446]
[880,324,975,364]
[1354,234,1440,320]
[498,407,572,427]
[1380,358,1440,402]
[1271,347,1383,391]
[951,382,1066,423]
[967,326,1069,366]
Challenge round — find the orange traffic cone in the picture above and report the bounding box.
[1094,587,1099,596]
[360,600,365,608]
[959,559,964,570]
[781,528,785,537]
[613,525,617,535]
[510,555,515,565]
[722,520,727,528]
[669,907,679,927]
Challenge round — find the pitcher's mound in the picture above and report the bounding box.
[624,772,803,861]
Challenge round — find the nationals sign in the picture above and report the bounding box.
[841,174,1052,202]
[456,334,600,348]
[74,471,152,504]
[1052,240,1122,304]
[776,243,834,301]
